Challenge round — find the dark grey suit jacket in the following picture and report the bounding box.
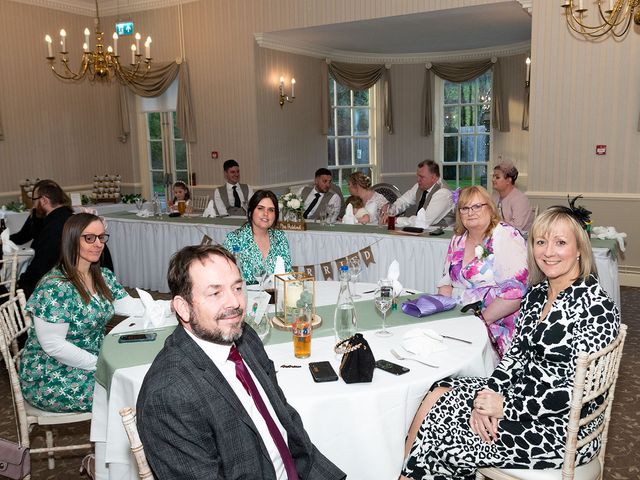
[137,324,345,480]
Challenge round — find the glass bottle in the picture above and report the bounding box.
[334,265,357,341]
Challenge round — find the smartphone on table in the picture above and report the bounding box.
[118,332,157,344]
[309,361,339,382]
[375,359,410,375]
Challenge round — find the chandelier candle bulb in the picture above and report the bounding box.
[83,42,89,53]
[84,28,90,48]
[112,32,118,56]
[145,37,151,59]
[107,46,113,53]
[291,78,295,97]
[45,35,52,57]
[135,32,141,52]
[130,44,136,65]
[525,57,531,83]
[60,29,66,52]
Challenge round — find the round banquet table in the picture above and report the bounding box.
[91,282,495,480]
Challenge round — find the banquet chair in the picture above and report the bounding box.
[0,292,92,471]
[371,183,401,205]
[476,324,627,480]
[0,252,19,302]
[119,407,154,479]
[191,195,211,212]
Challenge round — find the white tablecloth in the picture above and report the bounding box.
[103,216,620,307]
[91,283,494,480]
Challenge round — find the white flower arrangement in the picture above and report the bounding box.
[279,192,305,222]
[474,244,493,260]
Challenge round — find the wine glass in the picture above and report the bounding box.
[245,310,270,341]
[134,197,143,212]
[253,263,269,290]
[375,280,394,337]
[349,256,362,299]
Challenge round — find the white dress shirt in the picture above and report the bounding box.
[297,186,341,223]
[185,329,287,480]
[393,181,453,228]
[213,182,254,216]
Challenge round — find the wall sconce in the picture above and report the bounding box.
[279,76,295,108]
[525,57,531,88]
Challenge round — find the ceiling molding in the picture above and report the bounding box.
[9,0,198,16]
[254,33,531,64]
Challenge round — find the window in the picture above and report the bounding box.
[438,70,492,189]
[146,111,187,199]
[327,79,377,193]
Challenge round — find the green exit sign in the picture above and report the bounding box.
[115,21,134,36]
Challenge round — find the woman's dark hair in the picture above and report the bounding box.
[172,181,191,201]
[58,213,113,304]
[246,190,279,228]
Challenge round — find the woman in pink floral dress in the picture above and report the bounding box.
[437,186,528,357]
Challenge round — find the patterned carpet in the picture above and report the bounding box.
[1,287,638,479]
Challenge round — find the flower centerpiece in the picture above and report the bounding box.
[278,192,306,230]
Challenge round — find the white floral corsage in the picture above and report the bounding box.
[474,244,492,260]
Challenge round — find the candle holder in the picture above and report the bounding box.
[273,272,316,328]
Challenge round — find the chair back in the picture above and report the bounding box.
[371,183,401,205]
[119,407,154,479]
[562,324,627,479]
[0,252,19,301]
[191,195,210,212]
[0,291,32,448]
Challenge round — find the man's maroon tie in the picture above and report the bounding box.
[228,345,298,479]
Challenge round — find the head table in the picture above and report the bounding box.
[99,211,621,308]
[91,282,496,480]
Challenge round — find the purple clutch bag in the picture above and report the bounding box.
[401,294,457,318]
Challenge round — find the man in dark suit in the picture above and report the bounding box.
[12,179,73,298]
[137,244,345,480]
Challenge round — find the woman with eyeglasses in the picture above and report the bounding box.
[436,186,528,359]
[19,213,143,413]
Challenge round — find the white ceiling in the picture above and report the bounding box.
[11,0,196,16]
[256,2,532,63]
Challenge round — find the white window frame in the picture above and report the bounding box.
[434,73,493,189]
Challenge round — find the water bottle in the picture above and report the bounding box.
[334,265,357,341]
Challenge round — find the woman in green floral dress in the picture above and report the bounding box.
[19,213,144,412]
[224,190,292,284]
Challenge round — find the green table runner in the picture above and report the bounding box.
[104,211,618,256]
[95,297,467,391]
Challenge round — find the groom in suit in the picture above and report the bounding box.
[137,244,344,480]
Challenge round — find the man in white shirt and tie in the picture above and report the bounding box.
[214,159,254,216]
[137,244,345,480]
[382,160,455,228]
[298,168,342,223]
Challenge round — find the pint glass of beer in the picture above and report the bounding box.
[177,200,187,215]
[293,306,312,358]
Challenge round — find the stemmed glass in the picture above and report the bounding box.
[134,197,143,213]
[326,204,337,227]
[349,256,362,299]
[245,309,270,341]
[375,279,394,337]
[253,263,270,290]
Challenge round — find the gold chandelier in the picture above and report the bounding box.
[44,0,152,83]
[562,0,640,38]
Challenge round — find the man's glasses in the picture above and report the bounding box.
[459,203,487,215]
[81,234,110,244]
[31,196,42,202]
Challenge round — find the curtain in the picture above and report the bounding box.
[423,58,508,135]
[322,61,394,134]
[522,85,530,131]
[118,60,197,143]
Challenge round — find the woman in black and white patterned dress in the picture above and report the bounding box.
[401,206,620,480]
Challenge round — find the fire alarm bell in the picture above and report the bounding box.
[211,151,219,159]
[595,145,606,155]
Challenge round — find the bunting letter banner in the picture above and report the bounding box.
[304,265,316,278]
[347,253,361,265]
[360,246,375,266]
[201,234,213,245]
[320,262,334,280]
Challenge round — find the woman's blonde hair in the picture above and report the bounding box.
[453,185,500,237]
[348,172,371,190]
[527,206,596,285]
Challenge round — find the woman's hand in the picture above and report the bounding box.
[481,298,521,325]
[469,408,498,444]
[474,389,504,419]
[437,285,453,297]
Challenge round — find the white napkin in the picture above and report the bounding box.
[342,204,357,224]
[414,209,428,229]
[136,288,172,329]
[591,226,627,252]
[136,209,153,218]
[202,200,217,218]
[386,260,403,296]
[1,228,19,255]
[402,328,448,357]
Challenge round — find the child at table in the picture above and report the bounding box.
[168,181,192,213]
[344,195,369,224]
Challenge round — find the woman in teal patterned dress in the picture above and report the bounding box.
[19,213,144,412]
[224,190,292,284]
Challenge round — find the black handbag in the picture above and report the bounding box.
[334,333,375,384]
[0,438,30,480]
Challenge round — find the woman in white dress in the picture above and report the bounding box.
[347,172,388,224]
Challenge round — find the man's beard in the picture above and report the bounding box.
[189,306,244,345]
